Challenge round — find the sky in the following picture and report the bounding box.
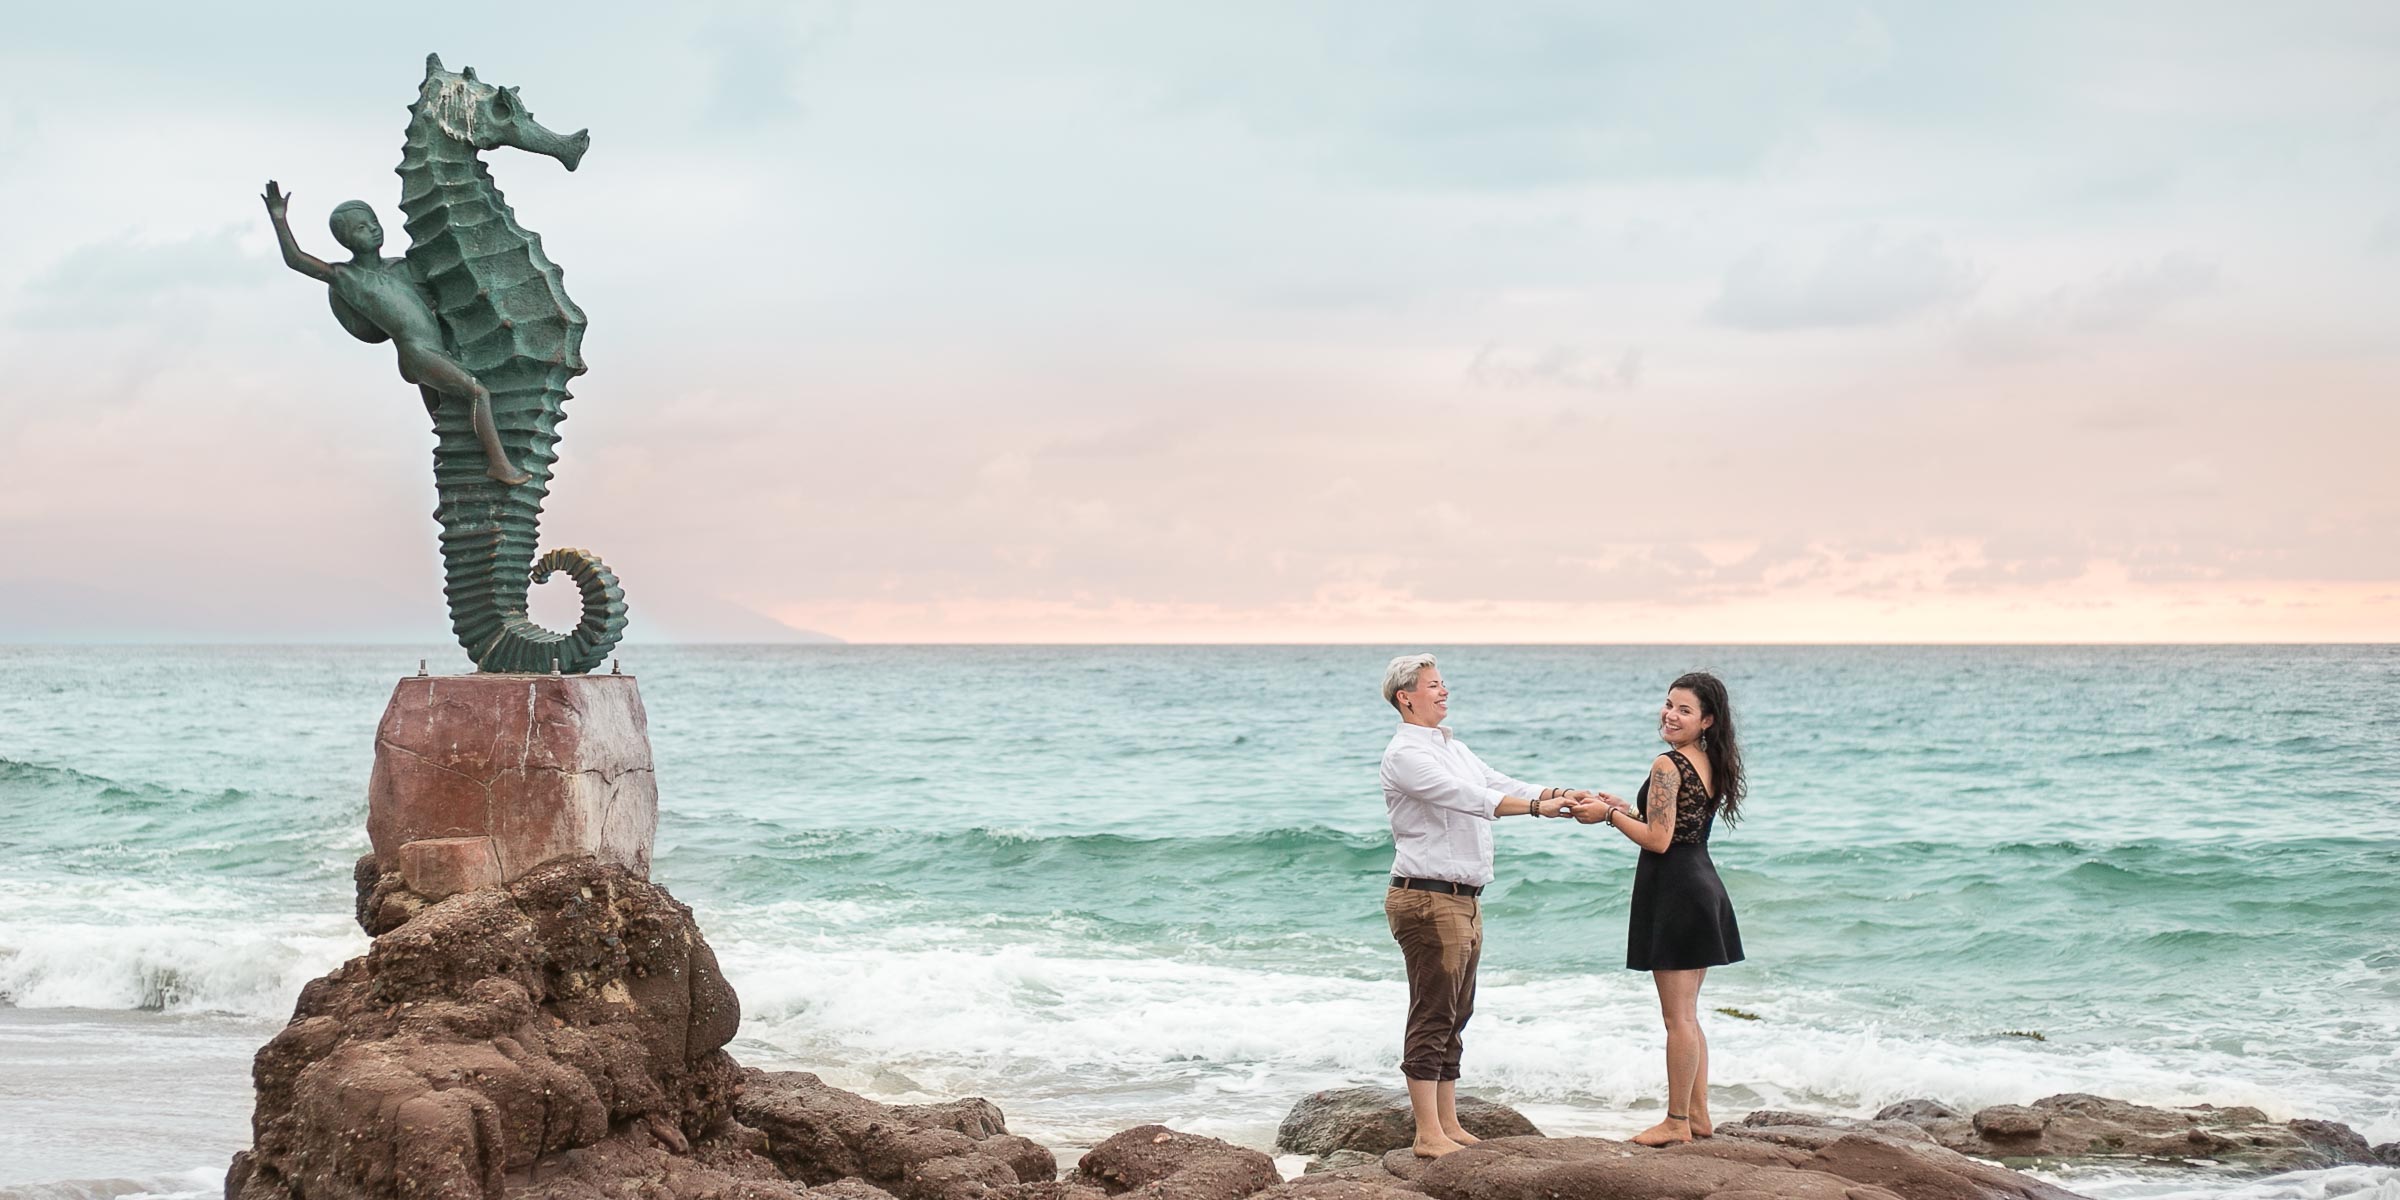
[2,2,2395,644]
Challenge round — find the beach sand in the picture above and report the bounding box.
[0,1007,271,1197]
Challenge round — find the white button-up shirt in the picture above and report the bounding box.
[1381,722,1549,887]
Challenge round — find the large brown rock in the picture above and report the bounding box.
[1276,1087,1541,1156]
[1073,1126,1281,1200]
[1412,1137,1836,1200]
[367,674,658,891]
[226,857,761,1200]
[1391,1133,2082,1200]
[1251,1176,1424,1200]
[1877,1093,2380,1172]
[1796,1134,2085,1200]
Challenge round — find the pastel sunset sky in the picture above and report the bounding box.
[3,3,2394,644]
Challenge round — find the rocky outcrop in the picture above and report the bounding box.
[233,852,1091,1200]
[228,855,759,1200]
[1870,1093,2382,1172]
[733,1068,1058,1200]
[1073,1126,1281,1200]
[1276,1087,1540,1157]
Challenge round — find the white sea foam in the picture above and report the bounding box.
[715,918,2399,1148]
[0,1168,223,1200]
[0,917,363,1017]
[2042,1165,2400,1200]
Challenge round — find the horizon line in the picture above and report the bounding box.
[3,639,2392,649]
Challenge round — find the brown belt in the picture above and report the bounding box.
[1392,876,1483,897]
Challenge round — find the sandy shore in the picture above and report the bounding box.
[0,1007,274,1196]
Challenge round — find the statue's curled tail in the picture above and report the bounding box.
[465,548,626,673]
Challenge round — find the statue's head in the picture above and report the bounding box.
[329,201,383,255]
[416,53,590,171]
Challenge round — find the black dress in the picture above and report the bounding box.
[1625,749,1744,971]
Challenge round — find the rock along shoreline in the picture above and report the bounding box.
[226,858,2396,1200]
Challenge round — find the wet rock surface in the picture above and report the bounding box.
[1871,1093,2382,1172]
[1724,1110,1940,1150]
[1275,1087,1541,1156]
[1300,1151,1383,1176]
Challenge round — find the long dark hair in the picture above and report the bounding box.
[1671,671,1746,826]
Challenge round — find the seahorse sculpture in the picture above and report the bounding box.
[267,54,627,673]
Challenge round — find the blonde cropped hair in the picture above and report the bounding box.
[1382,653,1439,711]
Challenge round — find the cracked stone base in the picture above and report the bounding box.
[367,674,657,887]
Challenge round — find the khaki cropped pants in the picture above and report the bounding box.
[1386,885,1483,1082]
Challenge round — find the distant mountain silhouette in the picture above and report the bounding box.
[621,590,845,645]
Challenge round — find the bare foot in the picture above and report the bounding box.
[1413,1134,1467,1158]
[1629,1118,1693,1147]
[1442,1127,1482,1145]
[1689,1106,1713,1138]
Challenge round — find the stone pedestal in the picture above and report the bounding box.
[367,673,657,898]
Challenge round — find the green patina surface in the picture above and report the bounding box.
[281,55,628,673]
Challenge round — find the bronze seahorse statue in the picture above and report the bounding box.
[267,54,626,673]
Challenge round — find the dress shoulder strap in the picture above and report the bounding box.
[1664,749,1713,803]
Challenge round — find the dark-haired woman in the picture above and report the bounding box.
[1573,671,1746,1147]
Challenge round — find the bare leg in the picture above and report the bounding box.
[1631,969,1704,1146]
[1436,1080,1480,1145]
[1691,1015,1713,1137]
[1407,1078,1465,1158]
[403,346,530,485]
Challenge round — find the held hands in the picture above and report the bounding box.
[1536,789,1591,818]
[1567,793,1630,824]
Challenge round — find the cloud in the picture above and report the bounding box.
[2065,255,2219,333]
[1466,343,1642,392]
[1706,228,1978,331]
[1959,254,2217,363]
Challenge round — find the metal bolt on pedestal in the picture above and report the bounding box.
[418,659,428,677]
[611,659,621,675]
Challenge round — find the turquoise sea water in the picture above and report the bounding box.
[2,645,2396,1197]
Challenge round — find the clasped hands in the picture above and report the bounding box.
[1539,790,1633,823]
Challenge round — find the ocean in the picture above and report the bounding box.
[2,644,2395,1200]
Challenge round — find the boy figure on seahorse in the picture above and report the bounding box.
[261,180,530,485]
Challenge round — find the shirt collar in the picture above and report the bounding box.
[1394,721,1455,743]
